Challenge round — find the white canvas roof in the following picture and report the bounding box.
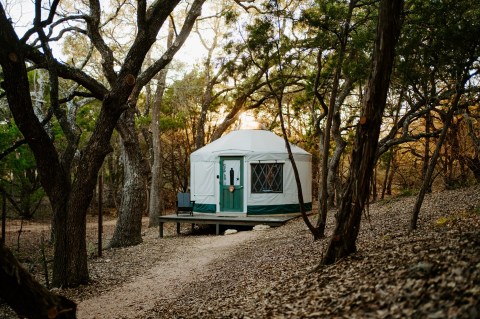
[190,129,310,162]
[190,129,312,214]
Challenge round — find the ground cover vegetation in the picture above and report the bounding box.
[0,0,479,317]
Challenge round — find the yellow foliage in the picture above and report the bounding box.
[434,216,449,227]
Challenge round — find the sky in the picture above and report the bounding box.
[2,0,213,73]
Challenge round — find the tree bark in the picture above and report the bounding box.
[410,93,462,230]
[149,68,168,226]
[317,1,354,237]
[321,0,403,265]
[326,78,353,208]
[0,243,76,319]
[381,148,393,199]
[110,108,149,248]
[381,94,402,199]
[422,112,433,192]
[148,19,174,227]
[0,0,205,286]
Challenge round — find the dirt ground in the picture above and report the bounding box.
[1,185,480,318]
[76,228,261,318]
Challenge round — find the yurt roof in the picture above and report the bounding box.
[191,129,310,161]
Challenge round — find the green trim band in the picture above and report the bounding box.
[193,203,216,213]
[247,202,312,215]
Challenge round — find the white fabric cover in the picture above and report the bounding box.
[190,129,312,213]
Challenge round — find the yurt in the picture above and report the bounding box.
[190,129,312,216]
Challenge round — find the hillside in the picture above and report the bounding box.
[1,185,479,319]
[148,185,480,319]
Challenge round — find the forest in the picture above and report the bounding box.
[0,0,479,318]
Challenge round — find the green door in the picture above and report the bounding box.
[220,157,244,212]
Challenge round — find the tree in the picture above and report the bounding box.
[306,0,358,236]
[110,2,206,244]
[0,243,76,318]
[193,1,238,149]
[376,0,480,194]
[148,21,173,227]
[410,74,476,230]
[321,0,404,265]
[0,0,206,287]
[253,0,321,239]
[464,108,480,182]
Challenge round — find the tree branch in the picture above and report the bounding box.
[24,45,108,99]
[0,243,77,319]
[133,0,205,96]
[86,0,117,85]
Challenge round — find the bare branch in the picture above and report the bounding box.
[137,0,147,30]
[24,45,108,99]
[58,91,95,104]
[232,0,265,13]
[134,0,205,95]
[86,0,117,85]
[101,0,128,28]
[19,0,60,43]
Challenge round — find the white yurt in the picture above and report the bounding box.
[190,129,312,216]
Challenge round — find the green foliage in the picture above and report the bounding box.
[245,18,275,58]
[0,120,45,219]
[398,188,417,197]
[76,100,101,133]
[160,117,186,131]
[397,0,480,87]
[223,8,239,25]
[135,114,151,128]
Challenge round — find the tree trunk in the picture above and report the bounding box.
[0,243,77,319]
[110,108,149,248]
[422,112,432,189]
[51,197,88,287]
[410,93,461,231]
[465,156,480,182]
[386,149,398,195]
[0,0,205,288]
[149,20,173,227]
[326,79,353,208]
[317,1,355,237]
[381,148,393,199]
[321,0,403,265]
[380,95,402,199]
[371,166,378,202]
[148,71,167,227]
[275,92,319,240]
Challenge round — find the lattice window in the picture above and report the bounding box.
[251,163,283,193]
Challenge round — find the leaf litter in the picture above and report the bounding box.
[0,185,479,319]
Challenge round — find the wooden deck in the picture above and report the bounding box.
[158,214,297,237]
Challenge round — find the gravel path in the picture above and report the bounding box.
[75,227,262,318]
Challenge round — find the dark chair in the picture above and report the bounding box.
[176,192,195,216]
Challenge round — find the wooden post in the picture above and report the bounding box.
[98,169,103,257]
[159,222,164,238]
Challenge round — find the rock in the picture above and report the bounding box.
[253,224,271,231]
[224,229,238,235]
[409,261,434,278]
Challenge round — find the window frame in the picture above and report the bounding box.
[250,162,284,194]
